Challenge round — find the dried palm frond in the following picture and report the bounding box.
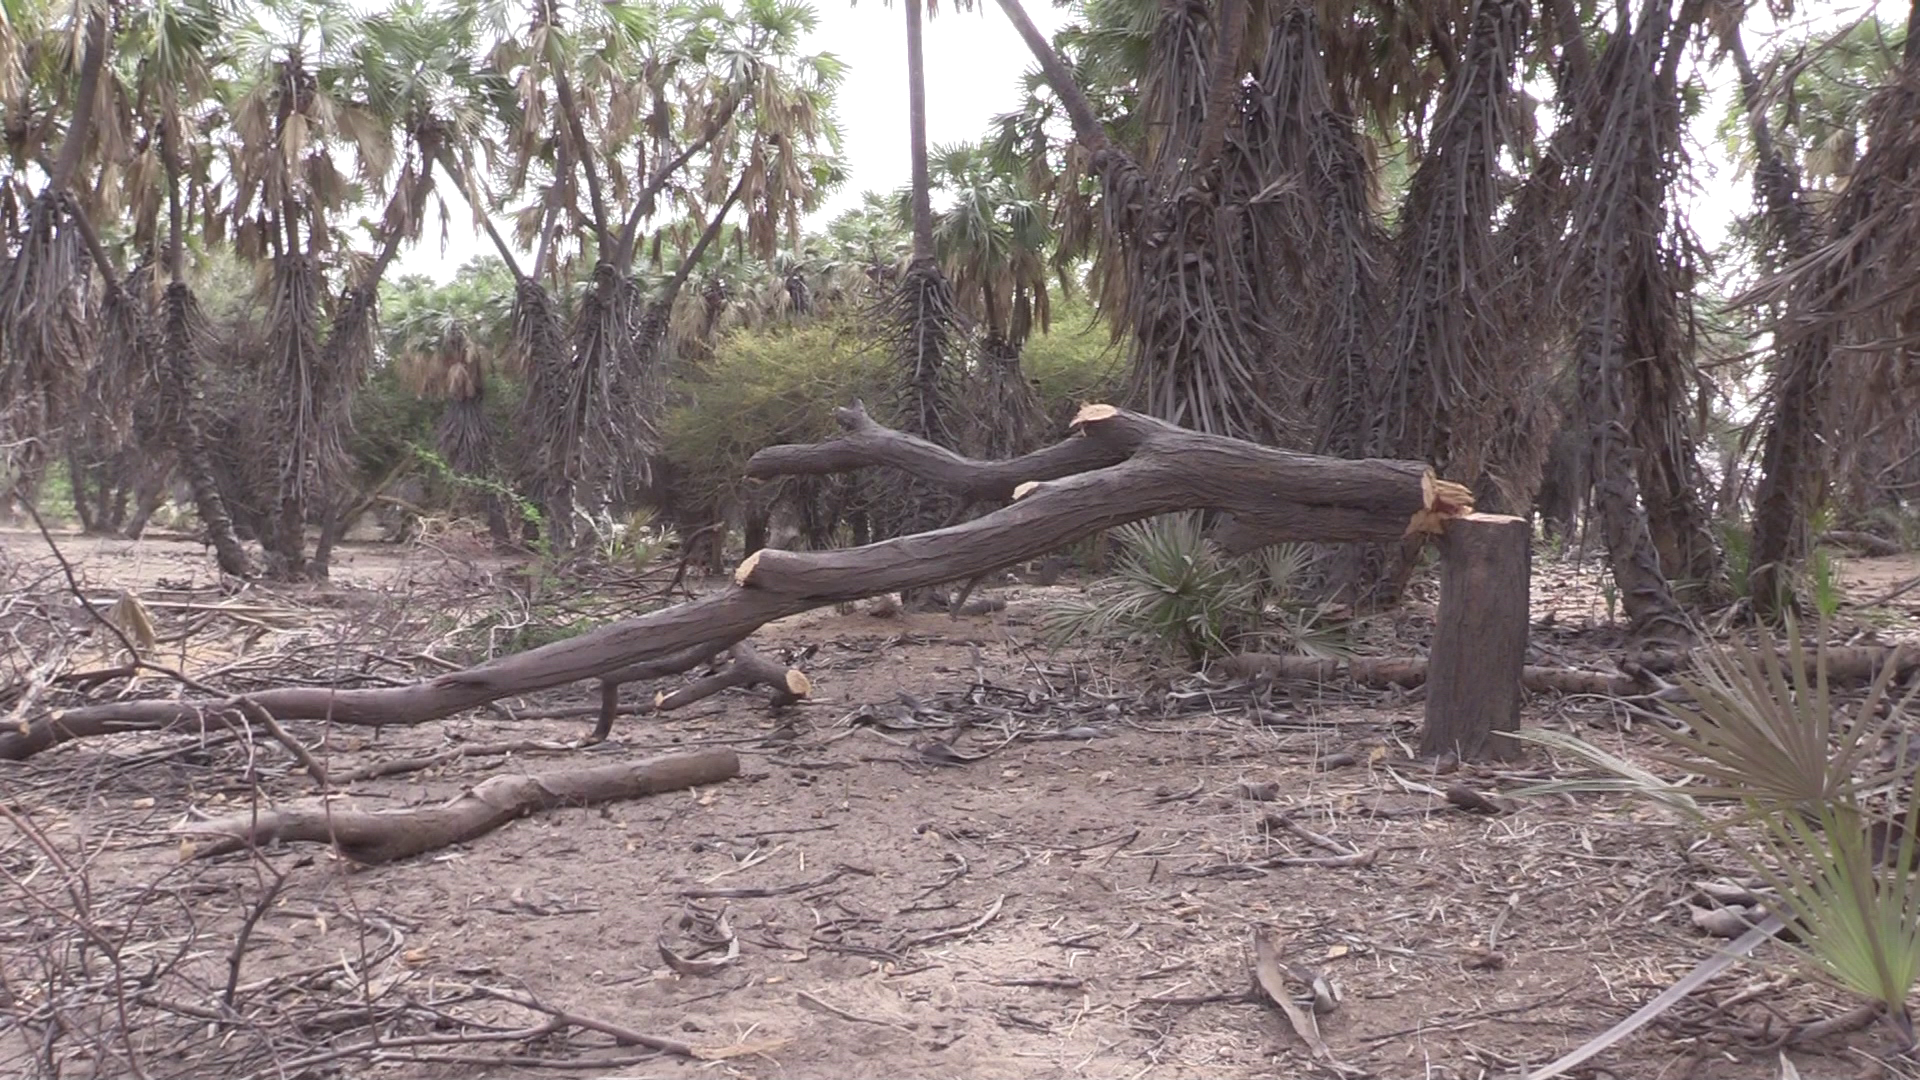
[160,281,251,577]
[0,193,92,459]
[870,256,964,542]
[562,265,639,509]
[969,332,1048,460]
[264,253,329,572]
[1558,0,1720,635]
[881,257,963,452]
[1371,0,1529,485]
[91,271,158,462]
[1236,5,1388,459]
[438,387,494,486]
[509,276,573,544]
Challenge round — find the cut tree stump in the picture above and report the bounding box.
[182,748,740,864]
[1421,514,1530,760]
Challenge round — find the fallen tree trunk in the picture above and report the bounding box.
[4,404,1459,760]
[1222,642,1920,697]
[182,748,739,865]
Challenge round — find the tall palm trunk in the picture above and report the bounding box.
[1740,24,1851,614]
[881,0,964,609]
[160,122,253,577]
[894,0,959,449]
[905,0,936,263]
[1561,0,1715,641]
[307,155,441,578]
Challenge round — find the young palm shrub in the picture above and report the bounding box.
[1517,617,1920,1047]
[1040,513,1347,666]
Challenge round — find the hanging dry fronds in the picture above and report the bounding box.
[0,194,92,465]
[1371,0,1530,485]
[1560,0,1720,637]
[1744,24,1920,606]
[509,276,573,543]
[264,253,329,574]
[160,280,252,577]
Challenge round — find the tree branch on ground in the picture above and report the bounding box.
[183,749,740,864]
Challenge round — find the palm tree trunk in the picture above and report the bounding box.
[66,447,97,533]
[614,98,743,268]
[905,0,936,262]
[1192,0,1249,173]
[47,11,108,193]
[1734,24,1826,614]
[994,0,1109,148]
[439,148,529,281]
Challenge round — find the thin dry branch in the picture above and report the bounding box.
[1222,642,1920,696]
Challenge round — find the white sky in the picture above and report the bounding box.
[392,0,1905,284]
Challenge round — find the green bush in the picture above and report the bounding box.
[660,317,894,510]
[1021,297,1128,419]
[1039,513,1348,666]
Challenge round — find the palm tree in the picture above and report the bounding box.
[0,0,109,503]
[107,0,257,575]
[888,0,962,458]
[1742,10,1920,613]
[218,0,402,575]
[482,0,841,548]
[386,264,517,540]
[825,191,910,287]
[921,141,1052,458]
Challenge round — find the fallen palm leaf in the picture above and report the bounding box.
[107,591,158,653]
[1251,932,1356,1073]
[1523,914,1784,1080]
[658,909,740,975]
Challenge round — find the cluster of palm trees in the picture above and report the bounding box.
[0,0,842,576]
[3,0,1915,630]
[378,131,1070,564]
[976,0,1920,628]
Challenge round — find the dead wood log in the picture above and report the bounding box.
[654,643,811,712]
[182,749,739,865]
[1223,642,1920,697]
[3,404,1459,760]
[1823,530,1905,557]
[745,399,1129,503]
[591,642,809,743]
[1422,514,1529,761]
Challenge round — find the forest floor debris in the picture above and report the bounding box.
[4,527,1920,1078]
